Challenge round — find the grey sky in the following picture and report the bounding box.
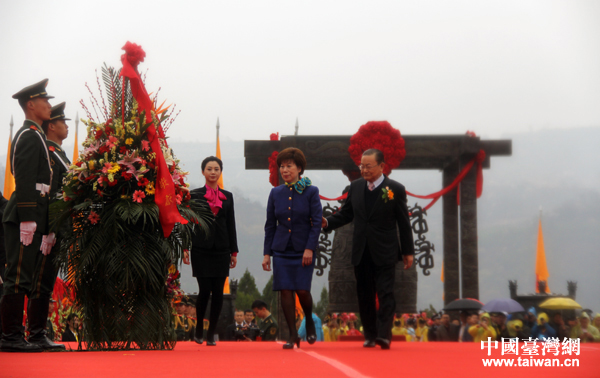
[1,0,599,149]
[1,1,599,310]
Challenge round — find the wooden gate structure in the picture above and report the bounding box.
[245,134,511,319]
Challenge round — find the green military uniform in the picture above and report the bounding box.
[31,103,72,299]
[259,314,278,341]
[2,119,53,295]
[24,103,71,350]
[1,79,54,353]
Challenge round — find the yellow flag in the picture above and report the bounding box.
[72,122,79,162]
[535,218,551,293]
[4,126,15,198]
[216,133,224,190]
[217,120,230,294]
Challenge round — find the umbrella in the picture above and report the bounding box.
[539,297,582,310]
[443,298,484,312]
[481,298,525,313]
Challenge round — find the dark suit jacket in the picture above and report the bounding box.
[326,175,414,266]
[190,187,238,253]
[263,184,322,255]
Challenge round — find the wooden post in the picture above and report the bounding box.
[443,160,460,305]
[460,155,479,299]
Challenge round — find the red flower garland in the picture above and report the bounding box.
[348,121,406,175]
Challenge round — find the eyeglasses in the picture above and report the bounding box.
[358,164,379,171]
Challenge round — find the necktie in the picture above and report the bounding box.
[368,182,375,191]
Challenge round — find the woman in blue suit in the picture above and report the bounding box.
[262,148,322,349]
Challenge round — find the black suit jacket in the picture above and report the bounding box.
[326,175,414,266]
[190,187,238,253]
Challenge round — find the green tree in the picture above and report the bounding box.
[260,275,277,320]
[235,269,261,311]
[314,287,329,320]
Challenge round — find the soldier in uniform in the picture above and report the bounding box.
[0,79,55,353]
[252,299,278,341]
[26,102,72,351]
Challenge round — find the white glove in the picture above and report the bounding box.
[41,233,56,256]
[20,221,37,246]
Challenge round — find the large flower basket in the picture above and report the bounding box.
[51,43,212,351]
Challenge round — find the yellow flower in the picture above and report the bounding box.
[126,138,134,145]
[88,161,95,170]
[108,163,120,174]
[145,182,155,195]
[168,264,176,274]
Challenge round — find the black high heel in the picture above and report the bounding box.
[306,318,317,345]
[283,337,300,349]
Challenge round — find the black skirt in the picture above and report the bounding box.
[191,248,231,278]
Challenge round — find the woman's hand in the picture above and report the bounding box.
[230,255,238,268]
[262,255,272,271]
[302,249,313,267]
[183,249,190,265]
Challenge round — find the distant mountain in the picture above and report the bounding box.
[3,126,598,312]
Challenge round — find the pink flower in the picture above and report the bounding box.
[102,162,113,174]
[133,190,146,203]
[142,140,150,151]
[88,211,100,225]
[106,136,119,148]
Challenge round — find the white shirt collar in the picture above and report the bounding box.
[369,174,385,189]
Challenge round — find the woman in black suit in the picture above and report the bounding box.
[188,156,238,346]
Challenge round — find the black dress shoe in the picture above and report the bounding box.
[206,340,216,346]
[363,339,376,348]
[28,337,66,351]
[375,337,391,350]
[0,338,44,353]
[194,336,204,344]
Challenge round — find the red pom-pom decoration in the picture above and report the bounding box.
[121,41,146,68]
[348,121,406,176]
[268,151,279,187]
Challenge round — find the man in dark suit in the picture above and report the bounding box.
[1,79,54,353]
[322,148,414,349]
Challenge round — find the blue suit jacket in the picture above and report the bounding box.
[263,184,322,255]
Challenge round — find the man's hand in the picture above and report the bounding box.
[403,255,414,270]
[321,217,327,229]
[302,249,313,267]
[40,233,56,255]
[182,249,190,265]
[20,221,37,246]
[230,255,238,268]
[262,255,271,271]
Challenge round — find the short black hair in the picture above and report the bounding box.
[201,156,223,171]
[244,309,254,314]
[251,299,268,310]
[362,148,384,164]
[18,98,29,111]
[66,313,79,323]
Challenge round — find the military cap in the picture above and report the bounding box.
[50,102,71,121]
[12,78,54,101]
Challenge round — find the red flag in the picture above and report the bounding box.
[120,42,187,237]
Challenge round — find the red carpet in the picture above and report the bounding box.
[2,341,598,378]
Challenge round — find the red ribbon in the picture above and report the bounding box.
[120,41,188,237]
[317,150,485,212]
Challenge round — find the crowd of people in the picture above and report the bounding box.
[171,298,600,344]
